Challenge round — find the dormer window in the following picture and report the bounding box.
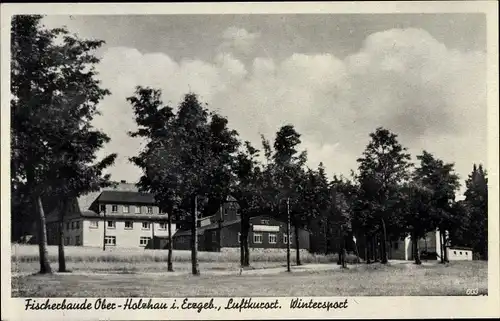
[100,204,106,213]
[111,205,118,213]
[135,206,141,214]
[123,205,129,213]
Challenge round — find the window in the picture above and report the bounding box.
[75,221,80,229]
[135,206,141,214]
[147,206,153,214]
[454,251,457,255]
[238,232,241,244]
[100,204,106,213]
[90,221,98,228]
[159,223,167,230]
[71,221,75,229]
[269,233,277,244]
[283,233,291,245]
[75,236,80,245]
[65,237,70,245]
[460,251,463,255]
[111,205,118,213]
[66,222,70,230]
[107,221,116,229]
[253,233,263,244]
[261,219,270,225]
[123,205,129,213]
[142,222,150,230]
[466,252,468,255]
[139,237,151,247]
[394,242,399,250]
[124,221,133,229]
[105,236,116,246]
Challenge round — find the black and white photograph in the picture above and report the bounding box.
[1,1,499,320]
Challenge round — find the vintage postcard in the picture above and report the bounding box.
[1,1,499,320]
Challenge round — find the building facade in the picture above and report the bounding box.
[173,197,310,251]
[45,181,176,249]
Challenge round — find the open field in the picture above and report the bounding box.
[12,261,487,297]
[12,244,359,274]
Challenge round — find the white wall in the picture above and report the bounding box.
[447,248,473,261]
[83,219,177,248]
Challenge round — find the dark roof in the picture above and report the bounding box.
[173,218,242,237]
[80,210,170,221]
[96,190,155,204]
[447,246,474,251]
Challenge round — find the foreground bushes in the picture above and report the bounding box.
[12,244,360,264]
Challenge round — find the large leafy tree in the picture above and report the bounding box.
[399,179,434,265]
[11,15,115,274]
[271,125,308,267]
[128,86,178,271]
[232,141,265,267]
[450,164,488,259]
[129,90,239,275]
[414,151,460,263]
[356,127,412,264]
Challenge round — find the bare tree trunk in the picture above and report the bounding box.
[381,218,388,264]
[58,199,68,272]
[294,225,301,266]
[364,233,370,264]
[324,218,329,255]
[167,213,174,272]
[439,229,446,264]
[412,232,421,265]
[286,198,291,272]
[35,195,52,274]
[191,195,199,275]
[441,228,449,263]
[241,216,250,267]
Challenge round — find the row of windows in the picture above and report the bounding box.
[237,233,292,244]
[100,204,154,214]
[65,235,80,245]
[104,236,151,247]
[66,221,80,230]
[90,220,167,230]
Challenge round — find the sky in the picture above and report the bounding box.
[42,14,487,197]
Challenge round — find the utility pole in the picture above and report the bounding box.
[286,197,291,272]
[191,194,199,275]
[102,204,106,251]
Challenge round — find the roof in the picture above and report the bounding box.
[96,190,155,205]
[80,210,170,221]
[173,218,242,237]
[448,246,474,251]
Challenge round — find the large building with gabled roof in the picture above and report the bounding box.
[44,181,176,249]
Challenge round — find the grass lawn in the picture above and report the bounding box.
[12,261,487,297]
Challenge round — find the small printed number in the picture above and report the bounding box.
[466,288,479,295]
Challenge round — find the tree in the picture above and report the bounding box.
[128,86,178,271]
[11,15,114,273]
[233,141,265,267]
[129,90,239,275]
[451,164,488,259]
[356,127,412,264]
[271,125,308,267]
[414,151,460,263]
[399,179,434,265]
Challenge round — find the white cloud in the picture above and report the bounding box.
[92,28,485,196]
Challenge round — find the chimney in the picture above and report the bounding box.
[120,180,126,183]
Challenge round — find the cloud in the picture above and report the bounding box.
[92,27,485,195]
[219,27,261,55]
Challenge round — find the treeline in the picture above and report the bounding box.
[11,16,488,275]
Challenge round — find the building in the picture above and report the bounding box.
[44,181,176,249]
[388,230,473,261]
[173,196,310,252]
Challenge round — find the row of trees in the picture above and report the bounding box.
[11,16,488,275]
